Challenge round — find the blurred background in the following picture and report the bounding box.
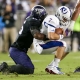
[0,0,80,53]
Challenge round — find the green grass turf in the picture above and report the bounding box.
[0,51,80,80]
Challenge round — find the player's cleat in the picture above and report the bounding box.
[0,62,8,72]
[74,67,80,73]
[45,66,64,75]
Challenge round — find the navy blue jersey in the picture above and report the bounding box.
[12,16,41,52]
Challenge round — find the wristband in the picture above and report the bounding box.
[59,35,64,40]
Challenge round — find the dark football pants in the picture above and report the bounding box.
[9,47,34,74]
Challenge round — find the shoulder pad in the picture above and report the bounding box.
[30,18,41,26]
[32,18,39,21]
[43,15,59,27]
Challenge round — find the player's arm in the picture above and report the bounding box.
[46,17,65,40]
[48,30,64,40]
[30,27,49,41]
[30,18,49,41]
[34,32,49,41]
[69,2,80,30]
[31,29,64,40]
[48,32,59,40]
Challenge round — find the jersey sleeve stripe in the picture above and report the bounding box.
[44,22,56,28]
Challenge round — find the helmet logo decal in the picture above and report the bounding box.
[35,8,44,15]
[60,7,68,14]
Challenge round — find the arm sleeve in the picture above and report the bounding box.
[48,24,56,32]
[44,16,59,33]
[30,28,40,36]
[47,20,59,33]
[30,18,41,35]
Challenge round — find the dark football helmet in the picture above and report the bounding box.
[31,5,47,21]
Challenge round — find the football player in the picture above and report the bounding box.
[33,2,80,74]
[0,5,48,74]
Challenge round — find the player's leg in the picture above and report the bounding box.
[0,62,34,74]
[8,64,34,74]
[44,40,68,74]
[0,47,34,74]
[60,44,71,60]
[51,43,71,68]
[33,40,69,74]
[33,40,58,54]
[9,47,34,74]
[45,47,66,74]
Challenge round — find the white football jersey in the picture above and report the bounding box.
[34,15,59,43]
[41,15,59,36]
[34,15,70,44]
[41,15,70,36]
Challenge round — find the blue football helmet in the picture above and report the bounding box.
[31,5,47,21]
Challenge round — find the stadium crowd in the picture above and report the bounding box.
[0,0,80,53]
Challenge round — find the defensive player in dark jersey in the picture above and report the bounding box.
[0,5,48,74]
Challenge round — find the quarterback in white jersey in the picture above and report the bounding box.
[33,15,69,54]
[33,4,80,74]
[33,6,71,53]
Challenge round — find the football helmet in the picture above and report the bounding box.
[55,6,72,26]
[31,5,47,21]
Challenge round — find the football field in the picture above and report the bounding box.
[0,51,80,80]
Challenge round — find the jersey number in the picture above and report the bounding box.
[49,18,52,22]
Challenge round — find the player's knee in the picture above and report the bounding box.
[9,64,34,74]
[16,64,34,74]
